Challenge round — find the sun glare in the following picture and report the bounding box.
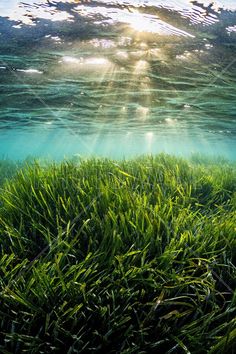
[134,60,148,73]
[75,6,194,37]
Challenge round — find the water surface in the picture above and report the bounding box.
[0,0,236,160]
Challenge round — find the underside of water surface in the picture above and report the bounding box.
[0,0,235,161]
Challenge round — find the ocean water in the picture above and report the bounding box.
[0,0,236,161]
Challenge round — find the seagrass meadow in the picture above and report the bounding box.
[0,154,235,353]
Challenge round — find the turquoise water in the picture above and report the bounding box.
[0,0,236,160]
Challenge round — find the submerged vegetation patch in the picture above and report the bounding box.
[0,154,235,353]
[0,159,19,187]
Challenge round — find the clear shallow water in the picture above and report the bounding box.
[0,0,236,160]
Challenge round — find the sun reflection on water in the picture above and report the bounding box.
[60,56,112,71]
[134,60,149,74]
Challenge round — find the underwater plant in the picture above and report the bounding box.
[0,155,235,353]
